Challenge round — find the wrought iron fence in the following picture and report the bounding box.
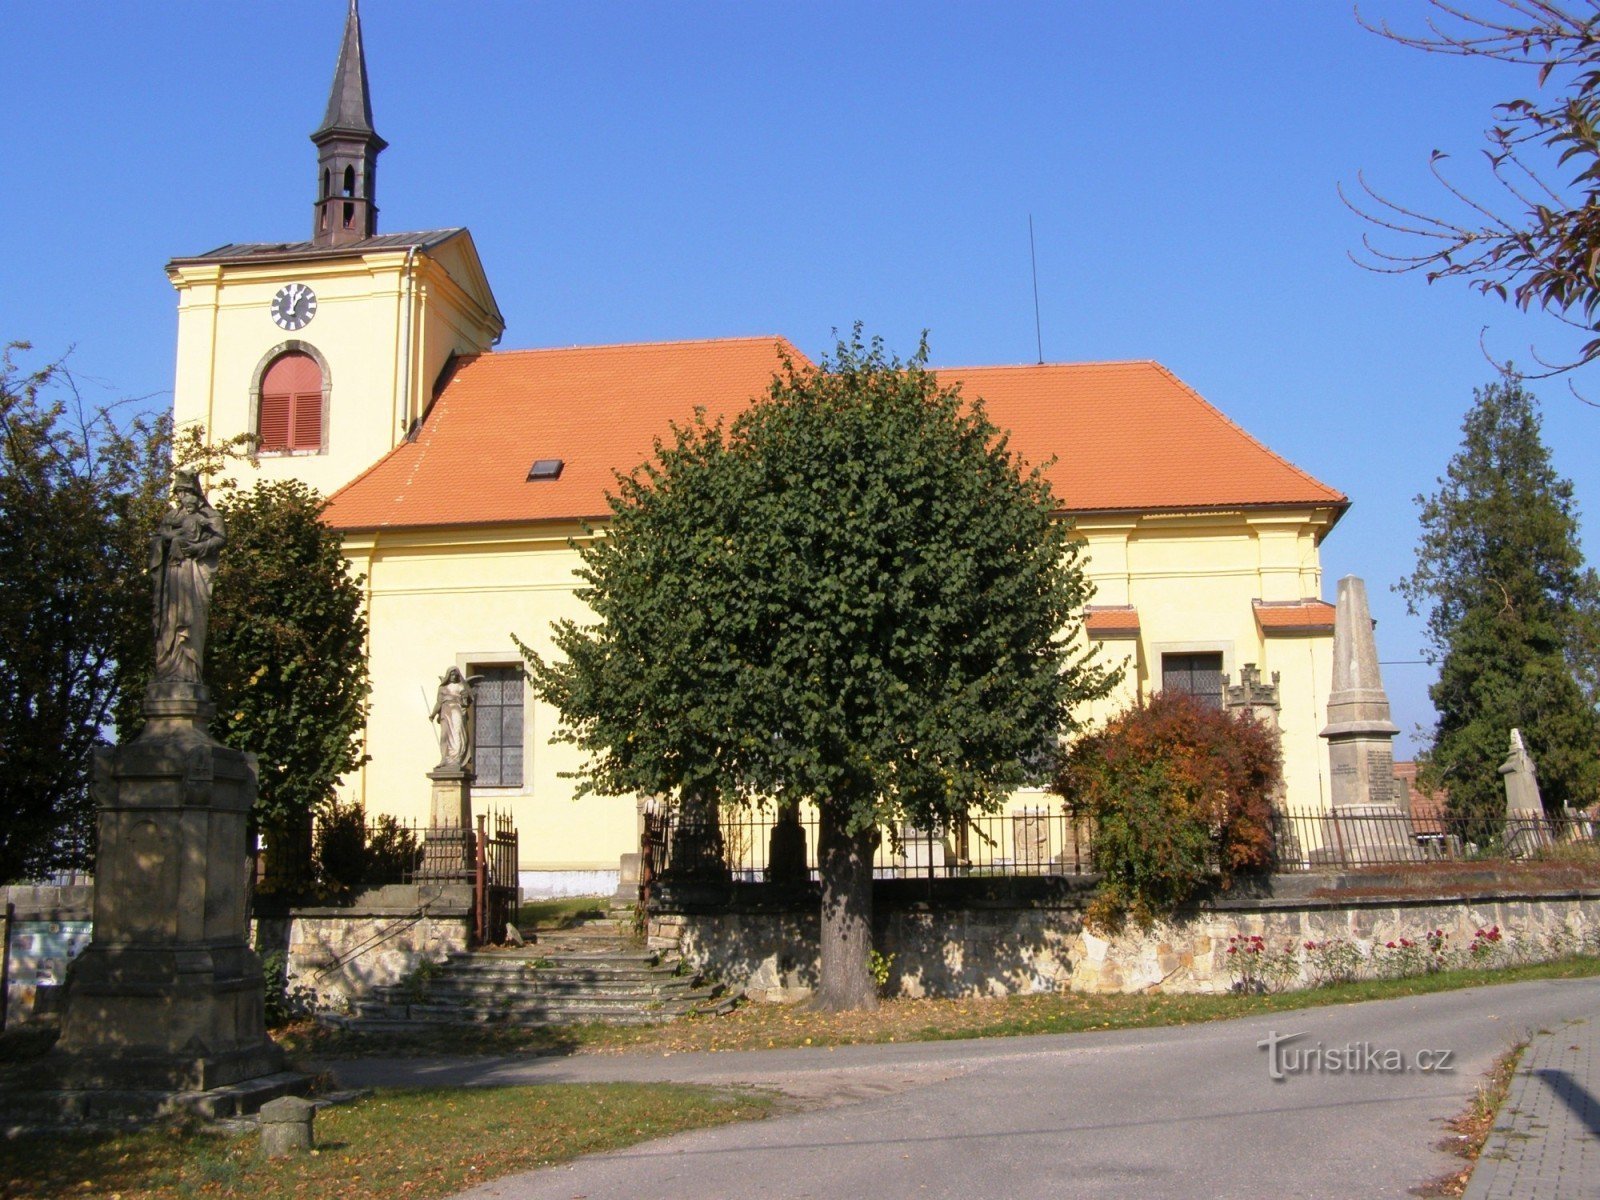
[255,809,520,943]
[1269,806,1589,871]
[648,801,1597,885]
[656,803,1097,884]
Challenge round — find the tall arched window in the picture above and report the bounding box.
[258,351,324,452]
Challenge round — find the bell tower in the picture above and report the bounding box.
[312,0,386,247]
[166,0,504,499]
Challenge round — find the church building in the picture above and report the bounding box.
[167,2,1348,895]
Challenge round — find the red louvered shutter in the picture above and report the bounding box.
[259,353,324,451]
[258,392,291,450]
[291,389,323,450]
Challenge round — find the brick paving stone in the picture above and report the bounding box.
[1464,1014,1599,1200]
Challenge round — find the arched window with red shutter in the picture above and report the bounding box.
[258,351,324,452]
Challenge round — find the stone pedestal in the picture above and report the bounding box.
[422,766,474,878]
[428,765,473,828]
[1319,577,1417,864]
[51,682,287,1096]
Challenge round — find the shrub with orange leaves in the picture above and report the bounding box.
[1055,691,1281,931]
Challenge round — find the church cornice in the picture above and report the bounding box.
[166,229,466,273]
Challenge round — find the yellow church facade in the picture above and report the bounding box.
[164,2,1346,895]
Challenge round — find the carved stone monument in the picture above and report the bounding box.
[35,473,297,1117]
[1500,728,1553,854]
[1319,576,1418,863]
[1224,662,1282,734]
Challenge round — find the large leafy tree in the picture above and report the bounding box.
[0,343,170,881]
[202,479,371,841]
[524,331,1116,1010]
[1400,372,1600,833]
[1348,2,1600,370]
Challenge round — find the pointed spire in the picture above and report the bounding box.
[310,0,385,246]
[314,0,385,147]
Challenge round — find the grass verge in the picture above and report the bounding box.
[513,896,608,930]
[1415,1041,1528,1197]
[273,952,1600,1061]
[1,1082,771,1200]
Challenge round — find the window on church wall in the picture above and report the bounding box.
[258,351,324,453]
[1161,652,1224,710]
[470,665,525,788]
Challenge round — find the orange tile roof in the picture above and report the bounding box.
[1083,606,1140,638]
[1253,599,1337,636]
[934,362,1345,515]
[325,343,1347,532]
[325,338,799,531]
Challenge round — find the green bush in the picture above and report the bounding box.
[314,803,422,891]
[1056,691,1280,931]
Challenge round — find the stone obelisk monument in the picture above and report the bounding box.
[1319,576,1417,863]
[49,472,290,1109]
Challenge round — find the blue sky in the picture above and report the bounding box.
[6,1,1598,756]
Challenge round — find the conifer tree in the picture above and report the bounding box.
[1400,372,1600,835]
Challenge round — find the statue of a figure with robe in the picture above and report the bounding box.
[149,470,226,684]
[430,666,482,771]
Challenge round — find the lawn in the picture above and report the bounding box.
[1,1083,771,1200]
[513,896,609,930]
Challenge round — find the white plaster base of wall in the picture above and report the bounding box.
[519,870,620,899]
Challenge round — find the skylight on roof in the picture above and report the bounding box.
[527,458,564,481]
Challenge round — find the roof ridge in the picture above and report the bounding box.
[1147,362,1347,505]
[933,359,1161,371]
[478,335,803,358]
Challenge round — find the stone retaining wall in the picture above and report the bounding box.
[651,878,1600,1000]
[252,882,473,1013]
[1,882,472,1025]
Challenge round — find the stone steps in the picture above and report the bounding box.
[339,916,731,1028]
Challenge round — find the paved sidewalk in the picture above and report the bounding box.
[1464,1012,1599,1200]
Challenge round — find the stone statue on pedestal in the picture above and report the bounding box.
[423,666,480,872]
[29,469,297,1117]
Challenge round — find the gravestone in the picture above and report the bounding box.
[1318,576,1417,864]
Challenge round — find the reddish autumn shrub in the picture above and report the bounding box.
[1055,691,1281,930]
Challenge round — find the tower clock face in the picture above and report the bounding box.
[270,283,318,331]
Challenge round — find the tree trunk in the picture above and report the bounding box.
[816,804,879,1011]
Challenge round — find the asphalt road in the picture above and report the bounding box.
[326,977,1600,1200]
